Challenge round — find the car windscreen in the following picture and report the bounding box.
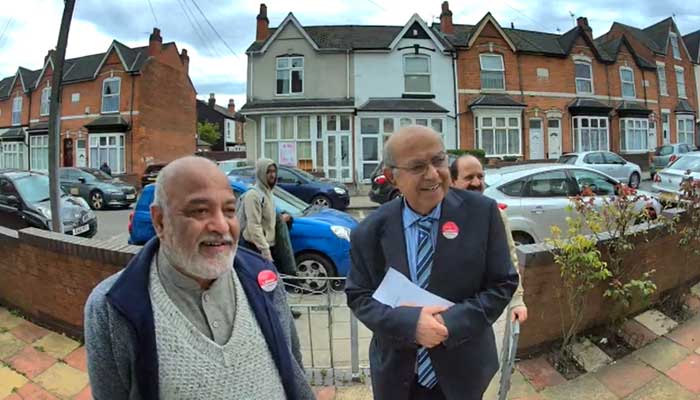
[557,154,578,164]
[14,175,51,203]
[83,168,112,181]
[669,155,700,173]
[272,186,309,217]
[293,168,316,181]
[655,146,673,156]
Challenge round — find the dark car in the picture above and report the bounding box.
[141,163,167,189]
[369,154,459,204]
[0,170,97,237]
[229,165,350,210]
[59,167,137,210]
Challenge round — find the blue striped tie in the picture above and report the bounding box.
[416,217,438,389]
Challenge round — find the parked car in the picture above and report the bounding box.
[59,167,137,210]
[229,165,350,210]
[369,154,459,204]
[483,164,661,245]
[650,143,694,177]
[129,179,358,290]
[140,163,167,189]
[652,151,700,204]
[557,151,642,188]
[216,158,250,175]
[0,170,97,237]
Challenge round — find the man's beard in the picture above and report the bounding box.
[162,234,237,280]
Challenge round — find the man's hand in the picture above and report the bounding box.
[281,213,291,223]
[511,306,528,323]
[415,306,449,348]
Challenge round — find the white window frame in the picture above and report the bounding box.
[1,142,25,169]
[40,87,51,116]
[474,111,521,157]
[29,135,49,171]
[261,115,314,168]
[101,77,121,114]
[670,33,681,60]
[479,54,505,91]
[574,61,594,95]
[619,67,636,98]
[677,116,695,146]
[657,64,668,96]
[89,133,125,173]
[619,118,649,153]
[403,55,432,94]
[675,66,686,99]
[572,116,609,152]
[275,56,304,96]
[11,96,22,126]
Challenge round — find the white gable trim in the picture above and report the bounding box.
[34,57,55,88]
[259,13,320,54]
[467,13,516,52]
[92,42,130,79]
[9,68,27,94]
[388,14,446,52]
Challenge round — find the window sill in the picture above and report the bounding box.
[274,93,304,97]
[576,91,594,96]
[402,93,435,99]
[101,110,120,115]
[480,89,507,93]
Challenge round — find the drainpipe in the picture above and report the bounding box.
[451,49,460,149]
[26,89,33,169]
[130,73,136,176]
[346,50,350,99]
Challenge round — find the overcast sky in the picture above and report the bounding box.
[1,0,699,109]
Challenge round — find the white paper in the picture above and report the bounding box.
[372,267,455,308]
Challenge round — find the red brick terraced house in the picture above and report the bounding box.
[435,2,697,166]
[0,28,196,183]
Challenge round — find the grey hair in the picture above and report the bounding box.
[152,167,170,213]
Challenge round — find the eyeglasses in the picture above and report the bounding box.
[388,152,448,176]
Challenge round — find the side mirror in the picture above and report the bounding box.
[6,195,20,208]
[78,177,86,184]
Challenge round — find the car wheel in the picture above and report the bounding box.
[89,190,105,210]
[628,172,641,189]
[311,194,331,208]
[294,252,341,293]
[512,232,534,247]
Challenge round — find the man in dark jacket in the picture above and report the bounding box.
[84,156,314,399]
[99,161,112,176]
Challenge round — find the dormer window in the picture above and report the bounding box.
[11,96,22,126]
[574,62,593,94]
[101,77,121,114]
[403,55,431,93]
[40,87,51,116]
[670,33,681,60]
[619,67,635,98]
[480,54,505,90]
[276,56,304,95]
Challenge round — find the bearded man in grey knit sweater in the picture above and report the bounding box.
[84,156,315,400]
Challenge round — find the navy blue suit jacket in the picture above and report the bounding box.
[345,189,519,400]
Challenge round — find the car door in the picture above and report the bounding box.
[60,168,81,197]
[519,169,577,242]
[602,152,627,181]
[276,168,308,202]
[582,152,608,176]
[569,168,618,219]
[0,178,28,229]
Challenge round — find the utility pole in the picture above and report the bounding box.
[48,0,76,233]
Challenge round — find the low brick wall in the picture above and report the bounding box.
[516,210,700,352]
[0,227,139,338]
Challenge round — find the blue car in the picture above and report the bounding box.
[228,165,350,210]
[128,179,357,290]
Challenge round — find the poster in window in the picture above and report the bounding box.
[279,142,297,166]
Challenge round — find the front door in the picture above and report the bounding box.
[662,113,670,145]
[76,139,86,167]
[547,119,562,159]
[63,139,73,167]
[323,115,352,183]
[529,119,545,160]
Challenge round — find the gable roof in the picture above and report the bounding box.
[255,13,320,54]
[594,34,656,69]
[466,13,516,52]
[682,30,700,63]
[387,14,448,52]
[196,99,245,120]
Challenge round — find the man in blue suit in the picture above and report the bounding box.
[345,126,519,400]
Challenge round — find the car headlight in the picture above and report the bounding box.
[106,188,122,194]
[330,225,351,241]
[82,210,95,223]
[333,187,347,195]
[36,205,52,219]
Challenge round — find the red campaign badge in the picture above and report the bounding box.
[258,270,279,292]
[441,221,459,239]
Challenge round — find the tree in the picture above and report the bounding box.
[197,121,220,145]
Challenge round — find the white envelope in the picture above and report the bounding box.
[372,267,455,308]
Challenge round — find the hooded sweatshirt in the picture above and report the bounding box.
[240,158,277,260]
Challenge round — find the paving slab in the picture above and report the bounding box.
[63,347,87,372]
[540,374,617,400]
[683,295,700,315]
[3,382,59,400]
[6,345,57,379]
[0,365,28,398]
[571,338,613,372]
[666,354,700,394]
[624,375,695,400]
[620,319,659,349]
[690,281,700,298]
[32,333,80,360]
[634,309,678,336]
[484,369,538,399]
[73,385,92,400]
[335,385,373,400]
[314,386,336,400]
[0,309,24,331]
[0,332,27,361]
[635,337,691,372]
[9,321,50,344]
[594,356,659,398]
[666,315,700,350]
[517,355,567,391]
[33,362,89,399]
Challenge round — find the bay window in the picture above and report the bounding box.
[90,133,125,173]
[573,116,609,152]
[475,114,521,156]
[30,135,49,171]
[620,119,648,152]
[677,116,695,146]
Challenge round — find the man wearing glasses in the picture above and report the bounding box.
[345,125,519,400]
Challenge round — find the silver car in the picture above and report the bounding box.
[484,164,661,245]
[558,151,642,188]
[651,143,695,175]
[652,151,700,204]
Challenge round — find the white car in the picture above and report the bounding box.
[652,151,700,204]
[558,151,643,188]
[484,164,661,245]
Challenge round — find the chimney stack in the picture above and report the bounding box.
[180,48,190,74]
[577,17,592,35]
[44,49,55,65]
[440,1,454,35]
[228,99,236,114]
[148,28,163,57]
[208,93,216,108]
[256,4,270,42]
